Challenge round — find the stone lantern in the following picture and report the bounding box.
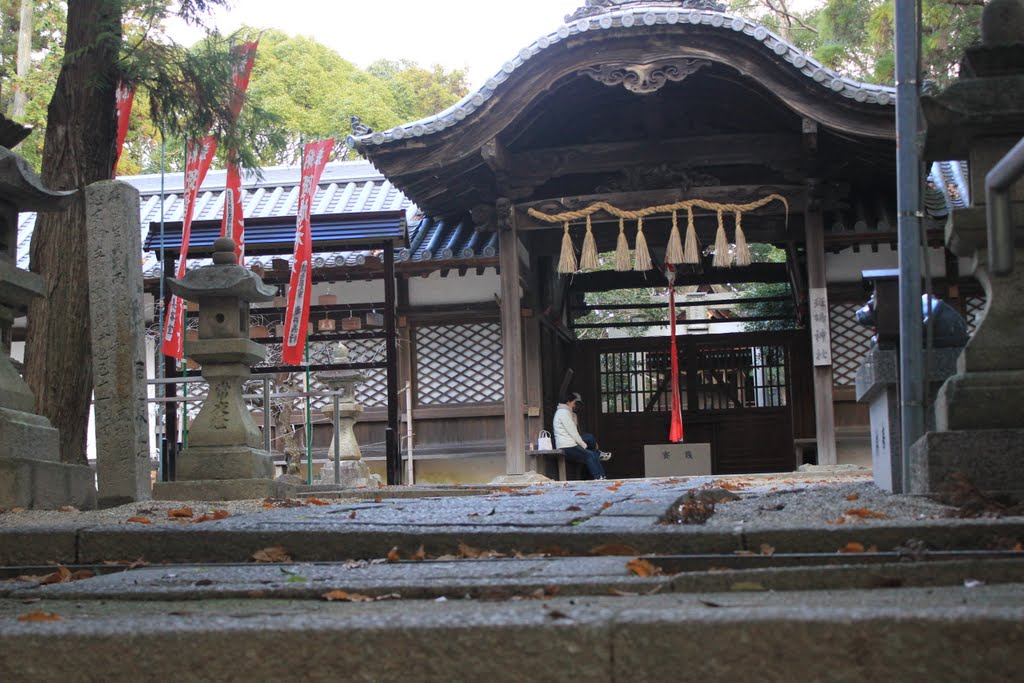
[913,0,1024,500]
[314,341,377,487]
[154,236,290,500]
[0,147,96,509]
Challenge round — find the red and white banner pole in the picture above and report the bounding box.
[161,136,218,359]
[281,138,333,366]
[219,41,259,265]
[112,81,135,178]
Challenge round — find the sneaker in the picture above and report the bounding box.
[599,451,613,461]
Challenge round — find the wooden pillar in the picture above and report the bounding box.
[396,277,414,483]
[523,248,543,454]
[383,241,401,484]
[804,198,837,464]
[498,201,526,474]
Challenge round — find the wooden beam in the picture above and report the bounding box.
[804,196,837,465]
[512,133,803,182]
[568,262,789,292]
[499,203,527,474]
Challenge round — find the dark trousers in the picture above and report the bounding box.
[562,434,605,480]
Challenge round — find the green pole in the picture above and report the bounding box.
[305,339,312,484]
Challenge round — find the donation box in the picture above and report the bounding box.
[643,443,712,477]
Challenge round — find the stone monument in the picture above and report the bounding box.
[86,181,152,506]
[0,146,96,509]
[314,342,378,488]
[913,0,1024,499]
[153,237,294,500]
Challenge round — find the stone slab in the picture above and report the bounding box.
[935,370,1024,431]
[0,529,78,566]
[910,428,1024,499]
[85,181,151,506]
[174,446,275,481]
[0,406,59,462]
[0,457,96,510]
[152,478,294,502]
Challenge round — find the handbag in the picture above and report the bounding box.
[536,430,553,451]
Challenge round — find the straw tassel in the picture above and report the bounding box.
[734,211,751,267]
[683,206,700,264]
[634,217,653,271]
[580,214,599,270]
[557,221,578,274]
[712,210,731,268]
[665,210,684,265]
[615,217,631,271]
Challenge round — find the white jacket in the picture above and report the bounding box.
[553,403,586,449]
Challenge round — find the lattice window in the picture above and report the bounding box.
[830,303,873,387]
[414,323,504,405]
[695,344,787,411]
[599,350,676,414]
[965,296,985,335]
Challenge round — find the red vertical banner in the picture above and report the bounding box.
[667,267,684,443]
[161,137,218,359]
[219,41,259,265]
[112,81,135,178]
[281,139,333,366]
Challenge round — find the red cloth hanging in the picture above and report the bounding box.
[668,275,684,443]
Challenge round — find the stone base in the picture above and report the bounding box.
[0,406,59,461]
[315,459,377,488]
[910,428,1024,501]
[152,478,297,502]
[0,456,97,509]
[176,446,275,481]
[935,370,1024,431]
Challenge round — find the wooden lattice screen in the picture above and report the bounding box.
[414,323,504,406]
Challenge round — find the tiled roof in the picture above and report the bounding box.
[927,160,970,215]
[350,4,895,150]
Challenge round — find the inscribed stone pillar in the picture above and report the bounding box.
[86,181,152,506]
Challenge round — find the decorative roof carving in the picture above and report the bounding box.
[350,6,896,150]
[567,1,725,22]
[579,58,711,94]
[596,163,720,193]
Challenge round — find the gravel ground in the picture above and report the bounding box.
[0,468,980,531]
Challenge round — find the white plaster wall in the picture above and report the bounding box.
[824,244,952,283]
[408,270,501,306]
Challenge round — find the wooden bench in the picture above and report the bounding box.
[527,449,585,481]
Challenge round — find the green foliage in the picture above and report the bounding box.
[734,244,797,331]
[572,252,664,339]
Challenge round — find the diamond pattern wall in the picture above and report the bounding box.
[830,303,874,387]
[415,323,504,405]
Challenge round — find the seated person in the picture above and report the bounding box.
[552,392,609,480]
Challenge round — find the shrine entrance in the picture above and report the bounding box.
[571,329,814,479]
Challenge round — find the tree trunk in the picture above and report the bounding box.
[11,0,34,121]
[25,0,121,465]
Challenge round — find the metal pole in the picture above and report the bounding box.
[404,381,414,485]
[986,136,1024,277]
[263,376,272,453]
[333,393,341,485]
[895,0,925,492]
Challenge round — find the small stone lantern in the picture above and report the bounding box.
[154,237,287,501]
[314,341,377,487]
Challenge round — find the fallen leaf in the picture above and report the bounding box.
[411,545,427,561]
[323,590,373,602]
[718,482,745,491]
[387,547,401,562]
[601,501,613,510]
[626,558,661,577]
[57,506,77,512]
[828,517,847,525]
[262,498,304,508]
[126,516,151,525]
[192,510,230,523]
[846,493,861,501]
[565,505,582,512]
[467,512,480,517]
[306,498,329,506]
[591,544,640,557]
[69,569,95,582]
[575,492,590,497]
[838,542,866,554]
[373,497,383,503]
[538,545,570,557]
[845,508,889,519]
[759,544,776,557]
[167,507,193,519]
[252,546,291,563]
[636,499,654,503]
[17,611,62,622]
[38,566,72,585]
[546,609,570,620]
[102,558,148,569]
[606,485,620,492]
[348,510,357,519]
[608,588,639,597]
